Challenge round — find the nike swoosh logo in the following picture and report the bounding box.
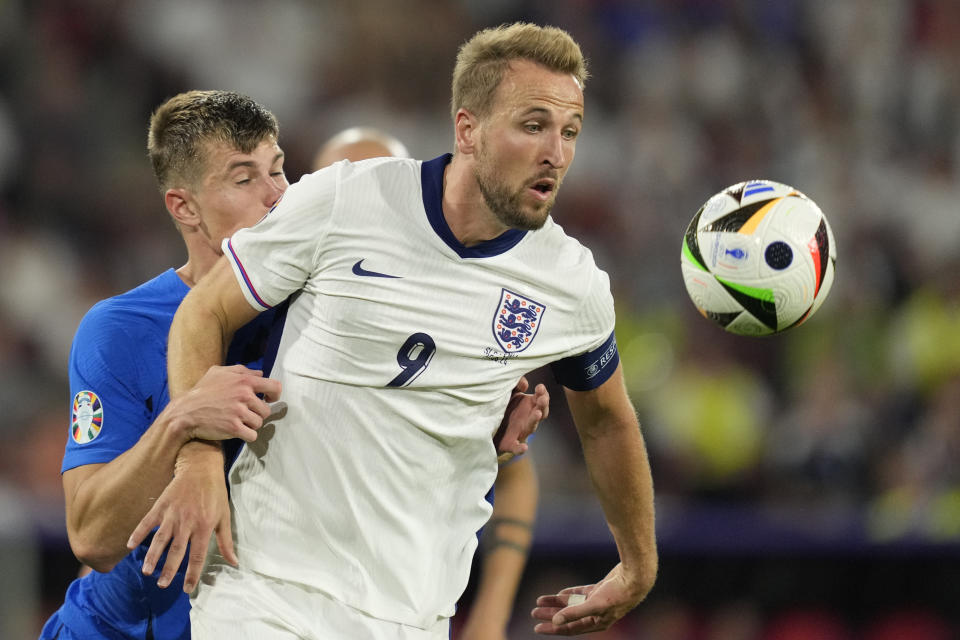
[352,259,401,279]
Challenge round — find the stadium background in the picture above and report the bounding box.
[1,1,959,638]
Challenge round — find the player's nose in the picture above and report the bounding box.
[263,180,284,207]
[541,131,567,169]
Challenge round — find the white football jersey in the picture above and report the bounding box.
[220,155,619,629]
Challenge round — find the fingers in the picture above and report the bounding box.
[139,513,218,591]
[156,531,189,589]
[533,616,603,636]
[248,397,273,421]
[183,541,207,593]
[214,514,237,568]
[130,465,230,594]
[527,407,544,434]
[249,375,282,402]
[532,587,607,635]
[151,523,212,591]
[531,604,602,635]
[140,517,172,580]
[534,591,587,610]
[514,375,530,394]
[203,412,259,442]
[234,425,259,444]
[219,364,263,377]
[508,441,529,457]
[127,509,158,551]
[534,383,550,421]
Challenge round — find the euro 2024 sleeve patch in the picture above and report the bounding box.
[71,390,103,444]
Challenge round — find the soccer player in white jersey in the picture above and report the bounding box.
[139,22,658,638]
[314,127,540,640]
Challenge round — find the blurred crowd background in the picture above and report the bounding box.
[2,1,960,638]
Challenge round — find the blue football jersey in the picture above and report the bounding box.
[42,269,278,640]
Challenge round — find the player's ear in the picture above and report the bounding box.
[454,108,479,156]
[165,188,200,229]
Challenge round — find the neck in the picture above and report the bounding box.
[441,156,509,247]
[176,236,222,288]
[175,264,196,288]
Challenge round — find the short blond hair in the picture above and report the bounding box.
[147,90,279,192]
[451,22,588,121]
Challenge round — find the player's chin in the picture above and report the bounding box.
[519,202,551,230]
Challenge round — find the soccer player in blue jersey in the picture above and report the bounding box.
[38,90,287,640]
[313,128,540,640]
[141,23,657,638]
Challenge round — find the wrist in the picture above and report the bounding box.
[159,397,195,446]
[174,440,225,476]
[159,397,196,446]
[619,555,658,599]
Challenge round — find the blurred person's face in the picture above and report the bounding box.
[472,59,583,230]
[189,138,288,250]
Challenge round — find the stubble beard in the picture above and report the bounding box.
[474,153,553,232]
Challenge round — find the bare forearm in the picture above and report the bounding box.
[168,258,258,398]
[66,412,191,570]
[168,298,229,398]
[580,419,657,589]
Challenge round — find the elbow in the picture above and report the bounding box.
[68,533,123,574]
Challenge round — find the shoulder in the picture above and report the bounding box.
[288,157,421,221]
[298,156,418,189]
[337,156,419,179]
[73,270,184,358]
[318,157,421,198]
[522,220,616,333]
[530,219,610,283]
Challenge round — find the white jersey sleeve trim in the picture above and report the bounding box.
[223,237,272,311]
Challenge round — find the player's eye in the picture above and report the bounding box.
[524,123,542,133]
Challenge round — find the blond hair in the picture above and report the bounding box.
[147,90,279,191]
[451,22,588,121]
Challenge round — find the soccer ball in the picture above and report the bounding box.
[680,180,836,336]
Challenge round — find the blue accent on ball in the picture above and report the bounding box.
[744,182,775,197]
[765,241,793,270]
[725,248,746,260]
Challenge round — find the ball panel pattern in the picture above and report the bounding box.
[680,180,836,336]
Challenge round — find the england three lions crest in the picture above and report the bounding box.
[493,289,545,353]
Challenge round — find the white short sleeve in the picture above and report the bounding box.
[223,169,337,310]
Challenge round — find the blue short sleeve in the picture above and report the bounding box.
[62,303,159,473]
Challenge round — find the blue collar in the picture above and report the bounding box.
[420,154,528,258]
